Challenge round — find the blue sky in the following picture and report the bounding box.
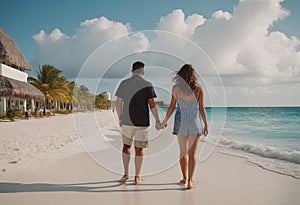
[0,0,236,60]
[0,0,300,106]
[0,0,299,62]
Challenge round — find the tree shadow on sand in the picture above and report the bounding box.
[0,180,186,193]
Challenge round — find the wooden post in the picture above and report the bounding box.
[31,98,35,113]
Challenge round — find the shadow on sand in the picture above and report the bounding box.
[0,180,186,193]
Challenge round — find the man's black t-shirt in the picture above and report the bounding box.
[115,75,157,126]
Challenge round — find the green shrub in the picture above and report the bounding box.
[54,110,71,114]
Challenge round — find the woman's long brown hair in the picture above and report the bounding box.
[173,64,199,95]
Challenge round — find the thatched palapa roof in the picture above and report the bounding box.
[0,28,31,71]
[0,75,44,101]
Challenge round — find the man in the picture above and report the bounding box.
[115,61,161,185]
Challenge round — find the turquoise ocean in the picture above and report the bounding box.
[158,107,300,179]
[100,78,300,178]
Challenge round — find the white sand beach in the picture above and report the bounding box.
[0,110,300,205]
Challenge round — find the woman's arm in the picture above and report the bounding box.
[162,86,177,127]
[198,87,208,136]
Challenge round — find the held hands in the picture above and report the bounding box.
[155,121,162,130]
[155,120,167,130]
[161,120,167,129]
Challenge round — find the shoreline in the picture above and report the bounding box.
[218,151,300,180]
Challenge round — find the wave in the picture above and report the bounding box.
[219,138,300,165]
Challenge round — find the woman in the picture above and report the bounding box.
[162,64,208,189]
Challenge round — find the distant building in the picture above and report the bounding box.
[95,91,111,109]
[0,29,44,117]
[100,91,111,101]
[156,100,168,107]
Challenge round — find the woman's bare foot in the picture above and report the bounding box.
[187,181,196,189]
[120,175,129,183]
[134,176,143,185]
[179,178,186,185]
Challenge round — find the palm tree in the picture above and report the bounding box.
[76,85,95,110]
[52,76,73,110]
[28,65,70,113]
[95,94,111,109]
[67,81,76,111]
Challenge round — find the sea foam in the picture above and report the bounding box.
[219,138,300,165]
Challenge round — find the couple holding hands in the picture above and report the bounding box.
[115,61,208,189]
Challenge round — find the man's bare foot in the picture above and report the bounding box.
[179,178,186,185]
[187,181,196,189]
[134,176,143,185]
[120,175,129,183]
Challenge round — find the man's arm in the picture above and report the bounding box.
[116,97,123,127]
[148,98,161,130]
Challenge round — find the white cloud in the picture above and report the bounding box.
[33,16,149,77]
[212,10,232,20]
[157,9,206,37]
[32,0,300,105]
[225,84,300,106]
[189,0,298,84]
[33,28,69,43]
[33,0,299,82]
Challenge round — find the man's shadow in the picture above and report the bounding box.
[0,180,185,193]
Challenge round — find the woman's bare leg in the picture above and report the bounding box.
[177,136,188,184]
[187,135,200,189]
